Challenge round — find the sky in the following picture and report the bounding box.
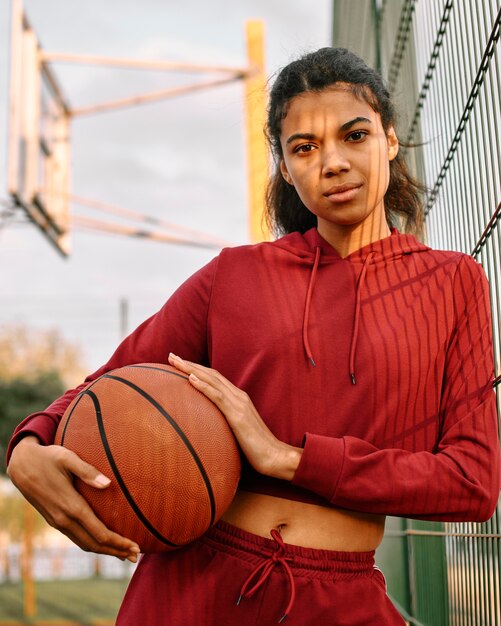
[0,0,333,372]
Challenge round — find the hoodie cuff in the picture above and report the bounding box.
[6,413,60,465]
[291,433,345,502]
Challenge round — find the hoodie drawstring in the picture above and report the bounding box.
[303,246,321,367]
[236,529,296,623]
[303,245,373,383]
[349,252,374,385]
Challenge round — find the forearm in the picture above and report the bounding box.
[292,415,500,522]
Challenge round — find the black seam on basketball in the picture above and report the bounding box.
[83,389,179,548]
[127,365,188,380]
[60,375,109,444]
[60,392,88,446]
[102,373,217,527]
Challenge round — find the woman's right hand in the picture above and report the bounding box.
[6,436,140,562]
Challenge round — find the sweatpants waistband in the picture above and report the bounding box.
[202,520,375,579]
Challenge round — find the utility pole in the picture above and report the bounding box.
[120,298,129,339]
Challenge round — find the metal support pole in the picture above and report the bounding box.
[22,500,36,618]
[244,20,269,242]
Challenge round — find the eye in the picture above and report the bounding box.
[346,130,368,142]
[293,143,316,154]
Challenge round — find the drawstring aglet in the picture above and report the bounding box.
[236,595,243,606]
[309,357,316,368]
[350,372,357,385]
[279,614,288,623]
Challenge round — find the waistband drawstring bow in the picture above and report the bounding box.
[236,529,296,623]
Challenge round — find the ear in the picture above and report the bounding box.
[279,159,294,185]
[386,126,399,161]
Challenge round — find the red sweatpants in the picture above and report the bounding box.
[117,521,405,625]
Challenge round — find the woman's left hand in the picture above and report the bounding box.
[168,353,302,480]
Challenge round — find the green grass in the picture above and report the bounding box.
[0,578,130,625]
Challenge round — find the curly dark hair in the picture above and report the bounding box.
[265,47,424,237]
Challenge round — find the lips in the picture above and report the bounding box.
[323,183,362,203]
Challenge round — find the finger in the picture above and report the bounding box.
[70,524,140,561]
[20,486,139,560]
[188,372,216,394]
[43,450,141,555]
[169,353,235,391]
[60,523,140,561]
[188,373,234,416]
[72,500,141,556]
[57,489,141,554]
[57,446,112,489]
[55,495,140,558]
[169,353,211,377]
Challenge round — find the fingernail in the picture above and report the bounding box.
[169,352,178,360]
[127,555,138,563]
[95,474,111,487]
[189,373,199,382]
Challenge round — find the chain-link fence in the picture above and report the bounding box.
[333,1,500,624]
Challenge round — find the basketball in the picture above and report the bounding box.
[54,363,241,553]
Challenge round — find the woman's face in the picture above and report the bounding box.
[279,86,398,246]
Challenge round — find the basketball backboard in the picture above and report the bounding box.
[8,0,71,256]
[7,0,267,256]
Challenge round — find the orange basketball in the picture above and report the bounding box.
[54,363,241,553]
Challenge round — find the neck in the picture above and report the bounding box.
[317,216,391,258]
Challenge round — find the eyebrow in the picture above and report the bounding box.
[285,132,316,145]
[285,117,372,145]
[340,116,372,131]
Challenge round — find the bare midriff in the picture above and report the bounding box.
[221,490,385,551]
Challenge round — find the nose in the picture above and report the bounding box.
[321,145,350,177]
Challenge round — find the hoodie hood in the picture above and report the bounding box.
[271,227,430,382]
[273,226,430,263]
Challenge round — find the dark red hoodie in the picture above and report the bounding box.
[8,228,500,521]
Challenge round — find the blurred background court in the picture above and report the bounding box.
[0,0,500,624]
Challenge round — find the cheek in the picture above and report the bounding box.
[286,161,315,191]
[286,166,319,211]
[367,145,391,197]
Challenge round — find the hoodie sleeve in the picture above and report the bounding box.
[292,255,501,522]
[6,257,218,464]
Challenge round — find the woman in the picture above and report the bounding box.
[7,48,500,625]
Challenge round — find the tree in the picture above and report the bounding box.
[0,326,86,473]
[0,326,86,387]
[0,372,66,473]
